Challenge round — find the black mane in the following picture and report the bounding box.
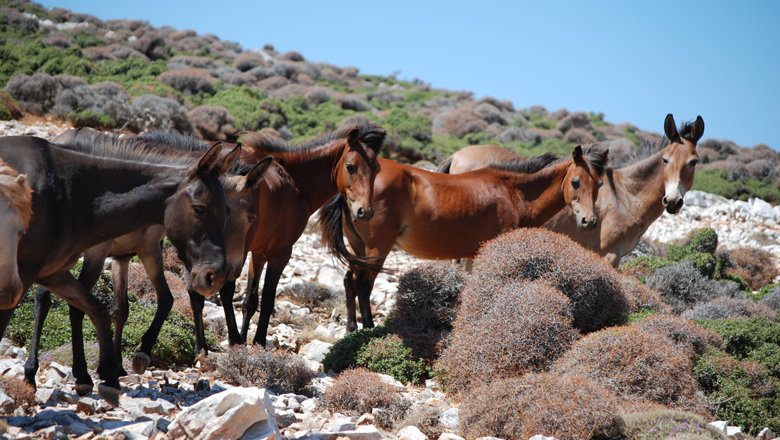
[487,152,558,174]
[584,145,609,176]
[240,121,386,154]
[53,129,196,167]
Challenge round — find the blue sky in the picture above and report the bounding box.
[40,1,780,149]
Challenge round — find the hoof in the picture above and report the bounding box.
[118,367,129,377]
[195,349,207,368]
[131,352,151,374]
[74,382,93,397]
[97,383,121,408]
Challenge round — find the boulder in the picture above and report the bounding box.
[300,340,333,363]
[398,425,428,440]
[167,387,281,440]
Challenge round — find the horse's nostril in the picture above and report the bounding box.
[357,207,365,217]
[205,271,214,288]
[662,196,668,206]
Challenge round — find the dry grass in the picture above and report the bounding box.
[211,346,314,395]
[682,296,777,321]
[0,375,35,408]
[552,325,702,410]
[459,373,624,440]
[437,280,579,396]
[620,275,672,314]
[636,314,723,360]
[622,409,728,440]
[323,368,401,414]
[466,228,629,332]
[725,247,779,290]
[397,405,444,440]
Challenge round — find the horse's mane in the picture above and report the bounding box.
[584,146,609,176]
[679,120,698,143]
[487,152,558,174]
[0,159,34,229]
[138,130,209,153]
[240,121,387,155]
[53,129,196,167]
[610,138,669,169]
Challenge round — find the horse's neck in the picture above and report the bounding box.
[613,151,666,224]
[271,144,342,213]
[58,149,182,238]
[510,161,568,225]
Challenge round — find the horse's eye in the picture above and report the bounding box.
[247,213,257,223]
[662,157,670,164]
[598,179,604,187]
[346,163,356,174]
[689,159,698,167]
[571,179,580,189]
[193,204,206,216]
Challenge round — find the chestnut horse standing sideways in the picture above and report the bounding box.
[0,160,33,301]
[24,130,273,396]
[0,135,239,406]
[442,114,704,266]
[211,122,385,347]
[319,145,608,331]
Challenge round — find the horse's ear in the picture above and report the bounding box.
[188,142,225,177]
[690,116,705,143]
[664,114,681,142]
[218,145,242,174]
[572,145,583,160]
[245,157,273,188]
[347,127,362,150]
[15,174,26,185]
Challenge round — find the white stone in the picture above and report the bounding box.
[757,427,776,440]
[726,426,743,436]
[438,434,465,440]
[751,198,776,220]
[528,435,557,440]
[301,340,333,363]
[709,421,728,434]
[398,425,428,440]
[314,425,383,440]
[271,324,299,351]
[168,387,281,440]
[378,373,406,390]
[440,408,459,430]
[301,398,318,414]
[102,420,156,440]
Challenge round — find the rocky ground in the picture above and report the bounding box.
[1,121,777,439]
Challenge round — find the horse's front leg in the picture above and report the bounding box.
[343,270,359,332]
[253,253,291,346]
[24,286,48,389]
[240,253,266,343]
[133,244,174,374]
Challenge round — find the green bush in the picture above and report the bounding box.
[201,86,271,131]
[687,228,719,255]
[67,109,116,129]
[322,325,389,373]
[356,335,428,384]
[694,349,780,435]
[697,318,780,379]
[693,169,780,204]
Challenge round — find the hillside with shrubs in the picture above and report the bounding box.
[1,0,779,203]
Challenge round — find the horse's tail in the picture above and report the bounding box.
[317,194,383,271]
[436,155,454,173]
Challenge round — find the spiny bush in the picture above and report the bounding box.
[622,409,727,440]
[187,105,236,141]
[323,368,401,414]
[724,247,779,290]
[682,296,777,321]
[233,52,265,72]
[158,68,216,95]
[4,72,87,114]
[373,397,412,431]
[127,94,193,133]
[760,286,780,311]
[355,335,428,385]
[437,281,579,396]
[0,375,35,408]
[459,373,624,440]
[395,405,444,439]
[552,325,701,410]
[212,346,314,395]
[620,275,672,314]
[694,349,780,435]
[322,325,389,373]
[466,228,629,332]
[696,318,780,379]
[385,262,463,360]
[635,314,723,360]
[277,281,340,311]
[646,261,737,313]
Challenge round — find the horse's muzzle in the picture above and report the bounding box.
[578,215,598,231]
[353,206,374,222]
[189,264,226,297]
[663,196,684,214]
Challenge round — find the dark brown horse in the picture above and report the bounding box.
[441,114,704,266]
[0,159,33,301]
[209,122,385,347]
[320,146,608,330]
[23,130,272,396]
[0,134,239,406]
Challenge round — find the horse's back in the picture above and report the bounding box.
[448,144,522,174]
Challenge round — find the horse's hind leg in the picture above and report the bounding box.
[343,270,359,332]
[253,252,292,346]
[240,253,266,343]
[188,289,208,363]
[133,243,174,373]
[24,286,49,389]
[355,267,383,329]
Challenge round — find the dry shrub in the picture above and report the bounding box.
[436,106,487,138]
[4,73,87,114]
[0,91,22,120]
[645,261,735,313]
[760,287,780,311]
[437,281,579,395]
[163,244,186,275]
[556,111,593,133]
[0,375,35,408]
[459,373,624,440]
[128,95,193,133]
[636,314,723,360]
[386,262,464,359]
[565,127,597,145]
[127,262,154,299]
[682,296,777,321]
[158,68,216,95]
[277,282,339,310]
[323,368,400,414]
[397,405,444,440]
[622,409,728,440]
[187,105,237,141]
[467,228,629,332]
[234,52,266,72]
[212,346,314,395]
[620,275,672,313]
[725,247,779,290]
[552,326,701,410]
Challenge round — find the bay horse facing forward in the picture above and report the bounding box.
[215,122,385,347]
[442,114,704,266]
[0,159,33,301]
[0,135,239,406]
[320,145,608,331]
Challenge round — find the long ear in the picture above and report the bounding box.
[188,142,224,177]
[664,113,681,142]
[245,157,273,188]
[347,127,361,150]
[15,174,26,185]
[572,145,583,160]
[218,145,242,175]
[690,115,705,143]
